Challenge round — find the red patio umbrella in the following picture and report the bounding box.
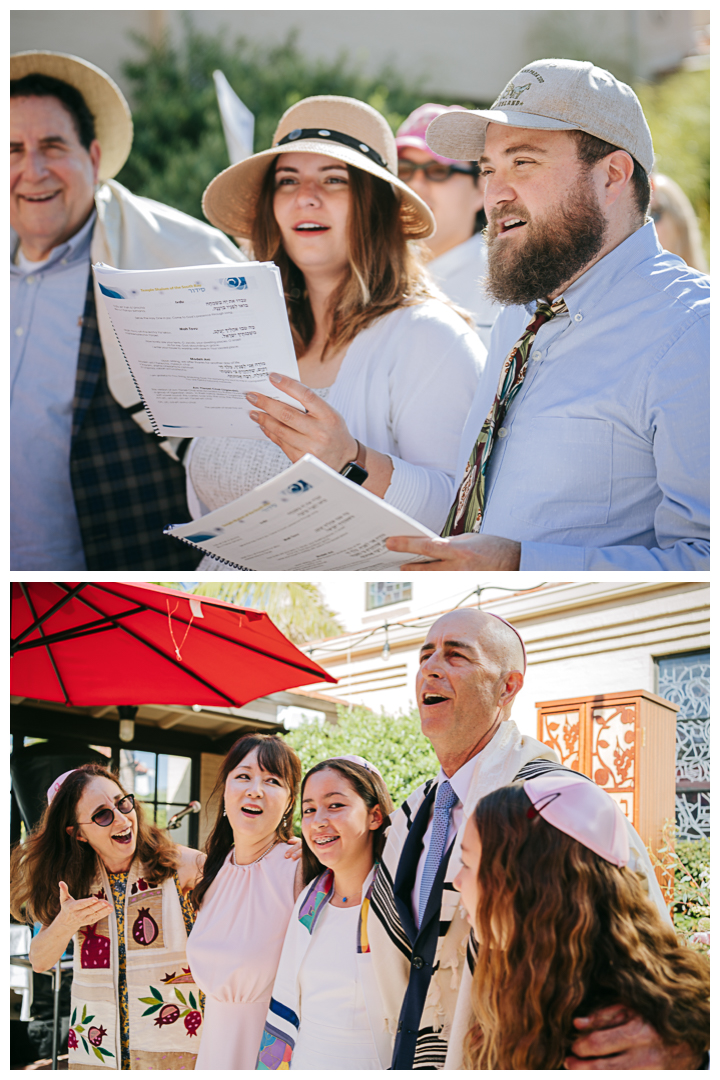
[11,582,336,707]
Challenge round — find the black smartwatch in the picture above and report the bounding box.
[340,439,369,486]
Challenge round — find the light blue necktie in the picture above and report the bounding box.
[417,780,458,925]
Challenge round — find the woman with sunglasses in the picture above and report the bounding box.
[395,103,500,348]
[10,763,205,1070]
[187,96,485,557]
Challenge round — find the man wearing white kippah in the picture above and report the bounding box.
[367,608,705,1070]
[387,58,709,572]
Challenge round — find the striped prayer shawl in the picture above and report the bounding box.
[367,721,564,1069]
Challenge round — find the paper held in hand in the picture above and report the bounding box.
[165,455,437,570]
[93,260,304,439]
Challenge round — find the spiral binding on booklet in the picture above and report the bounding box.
[162,529,252,571]
[104,307,162,437]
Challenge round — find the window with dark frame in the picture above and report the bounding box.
[119,750,196,847]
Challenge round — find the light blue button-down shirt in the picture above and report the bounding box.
[453,222,709,570]
[11,212,96,570]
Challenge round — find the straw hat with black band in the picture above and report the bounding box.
[10,50,134,181]
[203,95,435,241]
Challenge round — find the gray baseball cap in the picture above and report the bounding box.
[426,58,654,175]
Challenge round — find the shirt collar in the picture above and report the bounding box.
[524,220,663,320]
[11,208,96,273]
[438,750,482,807]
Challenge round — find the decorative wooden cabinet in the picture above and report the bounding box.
[536,690,678,892]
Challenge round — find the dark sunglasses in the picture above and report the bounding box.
[397,160,478,183]
[78,793,135,828]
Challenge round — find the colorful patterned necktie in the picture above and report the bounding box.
[417,780,458,925]
[442,297,569,536]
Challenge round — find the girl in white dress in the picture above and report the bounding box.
[189,95,485,563]
[256,756,394,1070]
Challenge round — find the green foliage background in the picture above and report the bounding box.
[636,69,710,261]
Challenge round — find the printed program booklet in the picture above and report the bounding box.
[93,260,304,439]
[165,455,437,570]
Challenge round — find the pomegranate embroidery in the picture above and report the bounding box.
[154,1004,181,1028]
[161,966,194,984]
[68,1004,115,1064]
[132,907,159,946]
[140,985,203,1037]
[184,1011,202,1037]
[80,922,111,969]
[87,1025,108,1047]
[130,877,151,896]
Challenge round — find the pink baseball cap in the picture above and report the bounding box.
[396,103,473,165]
[524,772,629,867]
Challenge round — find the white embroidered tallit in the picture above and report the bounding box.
[68,858,201,1070]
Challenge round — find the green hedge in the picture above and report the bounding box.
[672,838,710,939]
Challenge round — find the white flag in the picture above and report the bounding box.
[213,69,255,165]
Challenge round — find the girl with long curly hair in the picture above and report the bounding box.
[185,733,302,1069]
[10,763,205,1069]
[454,772,710,1070]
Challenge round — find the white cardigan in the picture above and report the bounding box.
[188,299,486,532]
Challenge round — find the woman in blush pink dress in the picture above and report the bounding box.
[186,734,302,1069]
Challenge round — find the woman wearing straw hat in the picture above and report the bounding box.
[187,96,486,553]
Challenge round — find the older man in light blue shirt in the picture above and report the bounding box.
[386,58,709,573]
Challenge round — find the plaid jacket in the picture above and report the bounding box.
[70,270,198,570]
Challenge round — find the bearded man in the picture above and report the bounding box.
[387,58,709,572]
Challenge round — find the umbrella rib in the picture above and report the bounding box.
[12,621,121,654]
[11,582,88,648]
[11,608,150,654]
[17,584,71,706]
[91,583,331,682]
[52,584,239,704]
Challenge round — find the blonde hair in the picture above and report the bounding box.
[651,173,708,272]
[251,158,470,360]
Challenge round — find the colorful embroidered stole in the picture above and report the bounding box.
[68,859,202,1070]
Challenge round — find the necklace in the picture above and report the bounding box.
[232,837,279,866]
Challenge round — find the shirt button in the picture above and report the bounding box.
[497,427,508,438]
[61,258,68,265]
[26,275,35,285]
[531,350,542,361]
[412,956,424,969]
[574,313,583,322]
[15,327,24,336]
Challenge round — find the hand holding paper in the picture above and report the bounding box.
[246,372,357,469]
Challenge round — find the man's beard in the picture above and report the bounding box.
[484,174,608,306]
